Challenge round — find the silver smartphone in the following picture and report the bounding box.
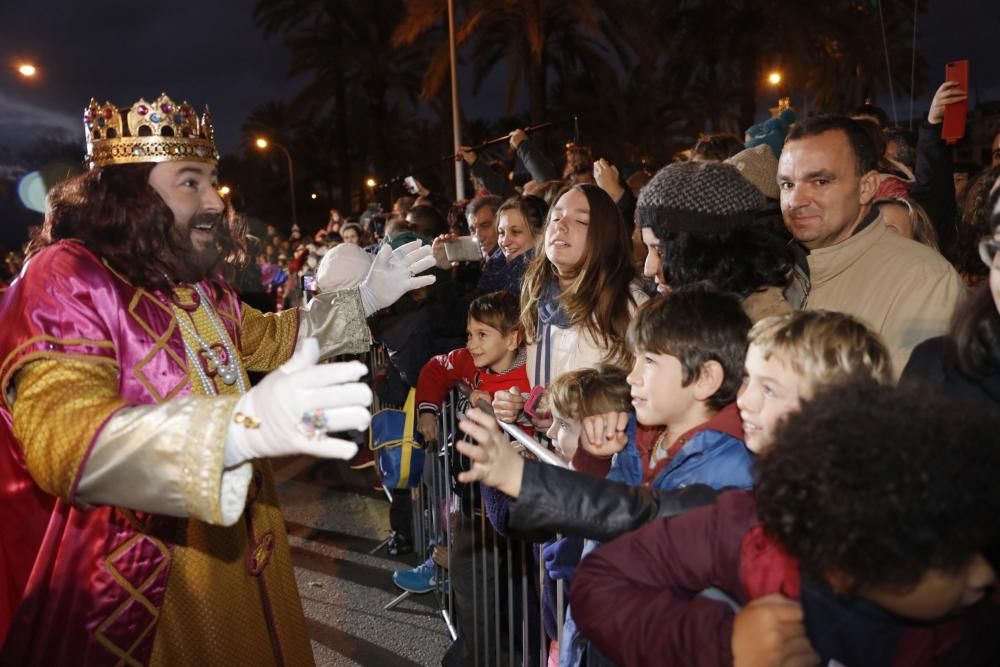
[444,236,482,262]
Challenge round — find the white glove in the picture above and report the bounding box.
[224,338,372,466]
[358,240,437,315]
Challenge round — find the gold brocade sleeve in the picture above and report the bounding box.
[12,359,252,525]
[12,359,126,500]
[240,289,370,373]
[239,302,300,373]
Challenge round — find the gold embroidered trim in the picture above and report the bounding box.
[180,395,239,524]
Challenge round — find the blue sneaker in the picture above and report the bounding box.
[392,558,437,594]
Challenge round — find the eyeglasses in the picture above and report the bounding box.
[979,236,1000,268]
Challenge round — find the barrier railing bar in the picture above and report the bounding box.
[493,524,501,667]
[453,382,569,469]
[538,555,546,667]
[507,538,515,667]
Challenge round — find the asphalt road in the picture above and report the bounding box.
[273,456,450,667]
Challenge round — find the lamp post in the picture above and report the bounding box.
[447,0,465,200]
[255,137,297,228]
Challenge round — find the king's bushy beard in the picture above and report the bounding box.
[166,211,224,284]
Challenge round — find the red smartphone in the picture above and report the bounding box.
[942,60,969,145]
[523,385,550,421]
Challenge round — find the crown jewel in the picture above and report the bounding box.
[83,92,218,169]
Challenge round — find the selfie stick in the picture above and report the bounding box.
[455,382,569,468]
[376,115,577,191]
[451,120,555,157]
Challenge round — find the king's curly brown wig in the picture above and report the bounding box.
[27,163,247,292]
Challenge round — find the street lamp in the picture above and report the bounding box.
[218,185,231,197]
[17,63,37,78]
[768,71,782,86]
[254,135,297,228]
[365,177,377,189]
[446,0,465,200]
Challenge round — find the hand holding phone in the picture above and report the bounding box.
[444,236,483,262]
[942,60,969,145]
[523,385,550,421]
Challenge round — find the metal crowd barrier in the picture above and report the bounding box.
[383,384,570,667]
[365,344,400,556]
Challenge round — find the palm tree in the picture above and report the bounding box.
[392,0,643,124]
[650,0,929,131]
[253,0,429,208]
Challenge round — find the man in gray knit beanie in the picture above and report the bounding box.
[636,161,765,292]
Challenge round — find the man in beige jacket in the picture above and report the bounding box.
[779,115,966,376]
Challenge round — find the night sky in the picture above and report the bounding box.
[1,2,998,158]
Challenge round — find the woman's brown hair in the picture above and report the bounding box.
[26,164,246,292]
[947,183,1000,377]
[520,183,638,367]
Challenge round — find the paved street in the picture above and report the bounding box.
[273,456,450,667]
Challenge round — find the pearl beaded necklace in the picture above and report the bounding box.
[174,283,247,395]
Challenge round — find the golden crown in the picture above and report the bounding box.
[83,93,218,169]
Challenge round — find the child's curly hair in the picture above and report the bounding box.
[755,381,1000,593]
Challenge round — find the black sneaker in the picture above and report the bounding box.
[386,531,413,556]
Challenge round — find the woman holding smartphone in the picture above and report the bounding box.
[476,194,547,293]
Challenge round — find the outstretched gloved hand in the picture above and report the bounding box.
[358,240,437,315]
[224,337,372,467]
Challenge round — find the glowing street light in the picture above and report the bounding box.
[218,185,231,197]
[253,136,297,227]
[768,71,782,86]
[365,177,377,189]
[310,193,317,200]
[18,63,37,78]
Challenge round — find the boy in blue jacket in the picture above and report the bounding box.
[610,287,754,492]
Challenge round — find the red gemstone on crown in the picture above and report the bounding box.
[161,103,173,114]
[103,108,114,119]
[137,104,149,115]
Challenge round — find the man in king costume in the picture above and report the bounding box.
[0,93,436,665]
